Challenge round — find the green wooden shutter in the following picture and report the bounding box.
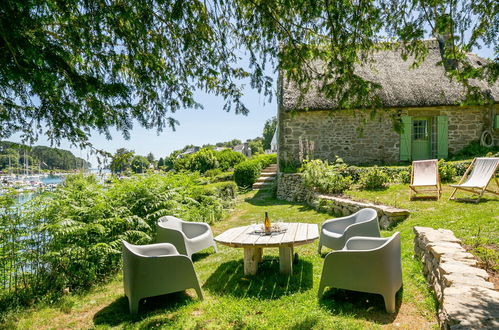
[494,114,499,129]
[400,116,412,161]
[437,115,448,159]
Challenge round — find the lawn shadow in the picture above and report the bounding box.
[319,286,403,325]
[203,256,313,299]
[451,196,498,204]
[192,251,212,263]
[288,315,320,329]
[93,291,194,326]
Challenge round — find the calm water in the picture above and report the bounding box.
[41,175,64,185]
[14,176,64,204]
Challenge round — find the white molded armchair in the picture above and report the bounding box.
[318,208,380,253]
[156,216,217,258]
[318,232,402,313]
[122,241,203,315]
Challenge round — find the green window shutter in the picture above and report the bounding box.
[400,116,412,161]
[437,115,448,159]
[494,114,499,129]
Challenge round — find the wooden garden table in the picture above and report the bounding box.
[214,222,319,275]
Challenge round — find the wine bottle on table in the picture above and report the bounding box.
[264,212,271,233]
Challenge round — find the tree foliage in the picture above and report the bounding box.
[0,0,497,146]
[131,155,150,173]
[109,148,134,174]
[262,117,277,150]
[248,138,264,155]
[0,141,90,171]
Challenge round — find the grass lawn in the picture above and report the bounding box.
[345,184,499,273]
[7,184,498,329]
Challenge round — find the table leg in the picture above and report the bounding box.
[279,246,294,274]
[244,247,262,275]
[256,248,263,263]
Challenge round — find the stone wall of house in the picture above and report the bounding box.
[278,105,497,166]
[413,226,498,329]
[276,173,409,229]
[440,107,488,154]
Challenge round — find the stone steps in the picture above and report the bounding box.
[260,172,276,177]
[252,182,274,189]
[252,164,277,190]
[255,177,275,183]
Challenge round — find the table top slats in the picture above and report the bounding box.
[215,222,318,248]
[240,230,262,245]
[266,231,286,245]
[294,223,309,242]
[308,223,319,239]
[231,225,255,244]
[214,226,248,244]
[253,232,274,245]
[280,222,299,244]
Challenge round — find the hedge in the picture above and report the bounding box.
[234,160,262,188]
[234,154,277,188]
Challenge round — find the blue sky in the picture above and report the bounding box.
[10,44,495,167]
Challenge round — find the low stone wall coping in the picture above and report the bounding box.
[315,194,410,217]
[276,173,410,229]
[413,226,498,329]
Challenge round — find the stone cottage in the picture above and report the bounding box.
[278,39,499,166]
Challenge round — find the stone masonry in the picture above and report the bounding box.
[278,105,496,166]
[413,226,498,329]
[276,173,409,229]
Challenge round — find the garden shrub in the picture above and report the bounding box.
[198,181,238,201]
[252,153,277,168]
[450,140,499,160]
[358,166,390,190]
[397,169,411,184]
[215,149,246,171]
[188,148,219,173]
[449,160,472,177]
[204,168,223,177]
[302,159,352,194]
[438,159,456,183]
[210,171,234,183]
[234,160,262,188]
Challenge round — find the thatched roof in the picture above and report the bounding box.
[281,39,499,111]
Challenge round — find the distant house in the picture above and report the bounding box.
[213,147,228,152]
[278,39,499,166]
[233,143,252,157]
[177,147,200,159]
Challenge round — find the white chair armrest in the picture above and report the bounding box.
[132,243,179,257]
[344,236,390,251]
[322,216,355,234]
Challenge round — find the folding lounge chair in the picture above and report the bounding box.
[409,159,441,200]
[449,157,499,203]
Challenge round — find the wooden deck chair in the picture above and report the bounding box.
[409,159,441,200]
[449,157,499,203]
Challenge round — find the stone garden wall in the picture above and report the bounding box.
[311,194,409,229]
[276,173,409,229]
[413,226,498,329]
[276,173,309,202]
